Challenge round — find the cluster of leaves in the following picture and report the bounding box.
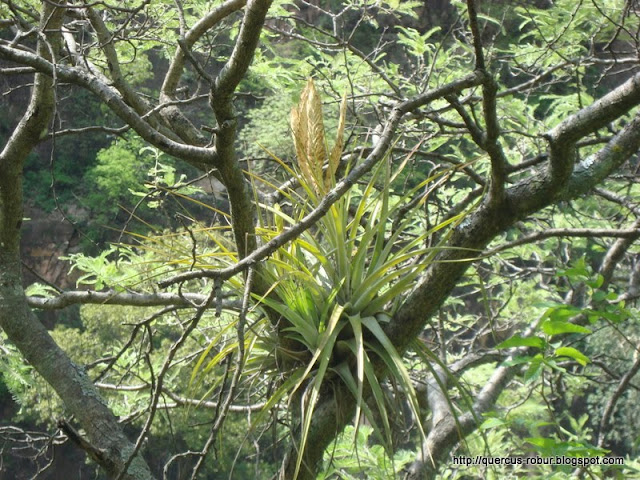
[438,250,640,479]
[318,425,414,479]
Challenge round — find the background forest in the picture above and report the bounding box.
[1,0,640,479]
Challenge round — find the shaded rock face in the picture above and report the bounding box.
[20,205,80,290]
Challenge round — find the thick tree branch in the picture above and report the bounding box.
[206,0,273,263]
[160,0,247,145]
[0,42,219,168]
[213,0,273,99]
[390,107,640,357]
[546,71,640,187]
[405,362,518,480]
[465,0,485,71]
[162,0,247,98]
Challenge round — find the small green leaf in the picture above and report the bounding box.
[524,357,543,383]
[496,335,545,350]
[541,321,591,336]
[554,347,590,366]
[526,436,561,449]
[24,283,58,298]
[480,417,506,430]
[585,274,604,289]
[501,355,534,367]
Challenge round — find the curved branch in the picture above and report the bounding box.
[0,42,219,168]
[85,6,155,121]
[160,0,247,145]
[598,218,640,286]
[162,0,247,97]
[546,71,640,186]
[597,353,640,447]
[212,0,272,100]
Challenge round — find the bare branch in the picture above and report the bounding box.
[27,289,241,310]
[212,0,272,100]
[162,0,247,97]
[465,0,485,71]
[484,225,640,258]
[597,353,640,447]
[115,287,217,480]
[95,383,267,412]
[598,218,640,286]
[85,6,153,119]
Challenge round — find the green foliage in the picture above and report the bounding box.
[0,336,33,406]
[85,133,151,215]
[79,132,205,245]
[456,255,640,477]
[21,88,113,212]
[24,283,59,298]
[396,25,441,63]
[239,94,298,161]
[317,425,413,479]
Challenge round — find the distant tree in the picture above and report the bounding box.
[1,1,640,479]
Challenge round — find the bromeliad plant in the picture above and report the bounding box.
[240,79,467,476]
[190,79,468,477]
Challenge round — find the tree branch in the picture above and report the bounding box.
[546,71,640,187]
[162,0,247,98]
[27,290,241,310]
[597,352,640,448]
[483,225,640,258]
[0,42,220,168]
[205,0,273,264]
[160,0,247,146]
